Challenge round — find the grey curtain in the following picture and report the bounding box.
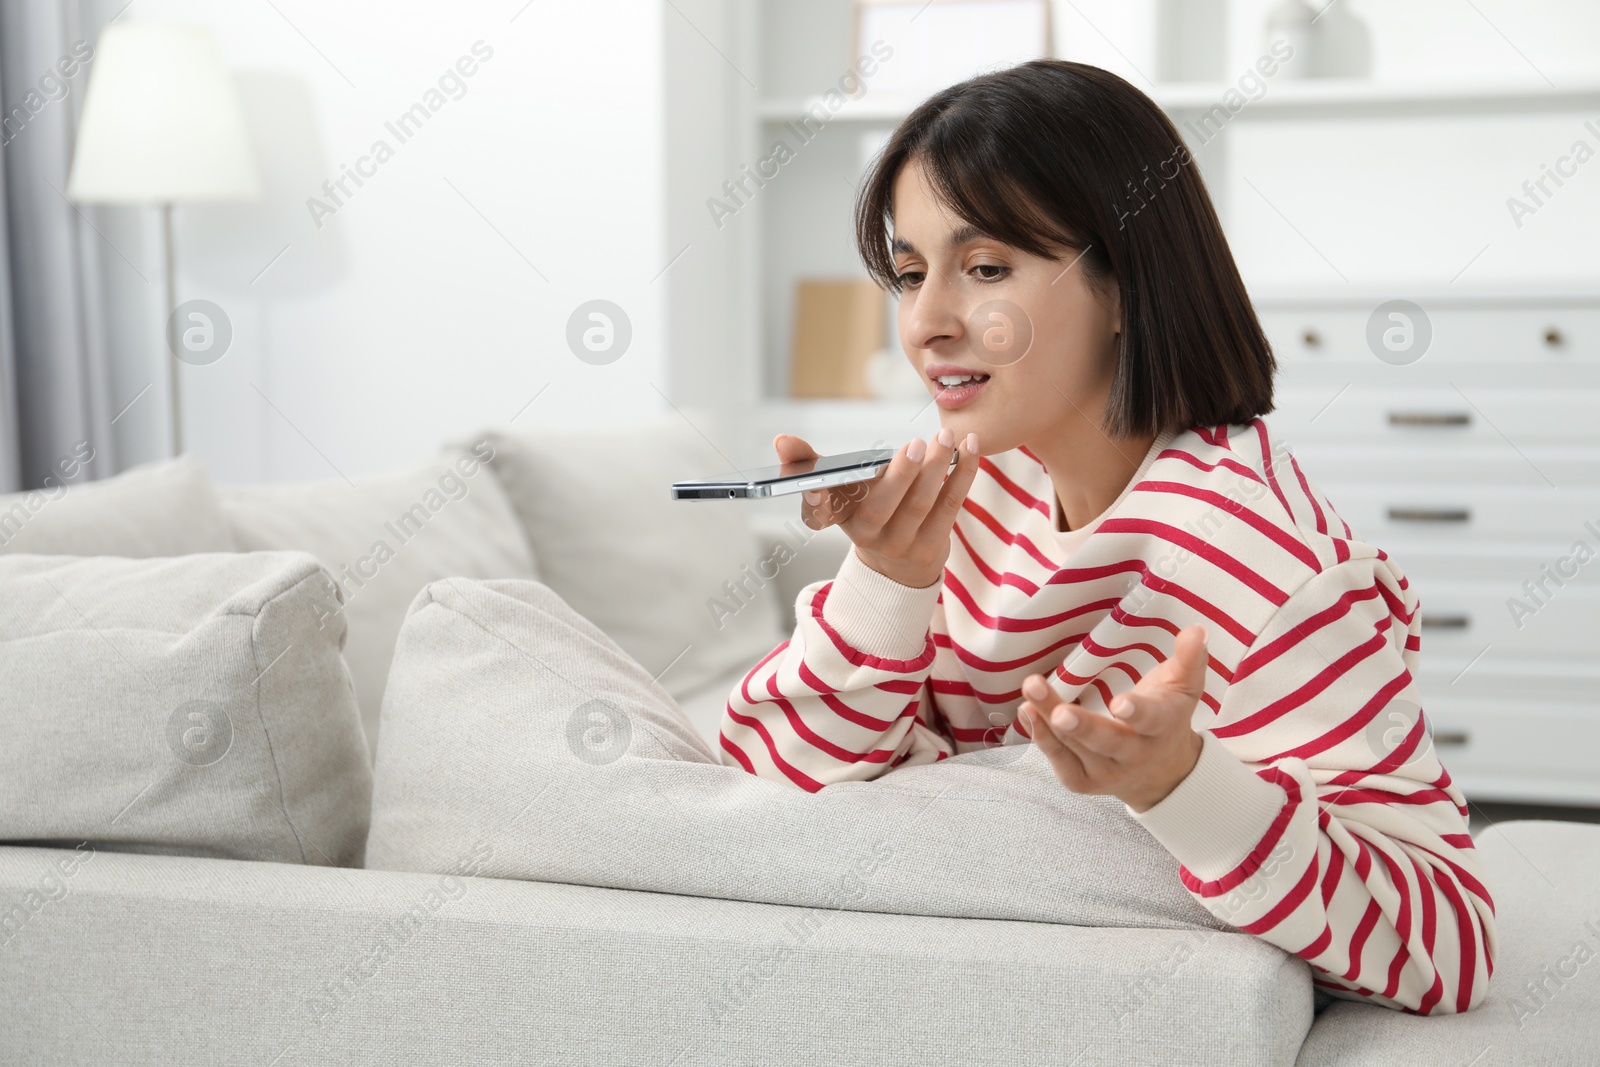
[0,0,115,494]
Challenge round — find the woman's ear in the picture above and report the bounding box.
[1092,277,1122,345]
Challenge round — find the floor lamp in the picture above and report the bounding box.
[67,22,258,457]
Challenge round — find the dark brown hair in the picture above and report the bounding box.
[854,59,1275,439]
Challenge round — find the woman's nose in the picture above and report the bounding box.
[903,271,965,351]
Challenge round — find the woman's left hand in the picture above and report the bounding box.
[1018,624,1209,813]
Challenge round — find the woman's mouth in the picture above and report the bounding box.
[929,370,991,409]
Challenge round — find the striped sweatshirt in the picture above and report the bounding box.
[719,418,1496,1015]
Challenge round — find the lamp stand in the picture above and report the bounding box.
[162,201,183,456]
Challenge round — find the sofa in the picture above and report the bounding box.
[3,417,1598,1066]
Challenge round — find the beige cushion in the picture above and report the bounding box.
[366,576,1236,934]
[217,441,538,752]
[0,454,233,557]
[468,417,785,700]
[0,552,371,866]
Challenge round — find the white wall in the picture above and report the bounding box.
[92,0,669,483]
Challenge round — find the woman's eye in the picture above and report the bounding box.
[972,264,1010,282]
[895,270,926,289]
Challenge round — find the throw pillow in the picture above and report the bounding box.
[0,552,371,865]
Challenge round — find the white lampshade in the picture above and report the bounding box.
[67,23,258,203]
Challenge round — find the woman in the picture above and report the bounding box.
[718,60,1494,1015]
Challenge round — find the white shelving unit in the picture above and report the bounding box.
[710,0,1600,461]
[655,0,1600,803]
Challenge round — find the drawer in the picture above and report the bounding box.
[1259,304,1600,366]
[1302,483,1600,542]
[1411,695,1600,804]
[1267,387,1600,446]
[1391,542,1600,587]
[1289,442,1600,488]
[1406,581,1600,662]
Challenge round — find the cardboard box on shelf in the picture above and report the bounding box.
[788,278,885,398]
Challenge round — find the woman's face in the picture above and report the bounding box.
[891,157,1122,456]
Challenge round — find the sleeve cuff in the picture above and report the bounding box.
[1127,730,1289,881]
[818,547,942,660]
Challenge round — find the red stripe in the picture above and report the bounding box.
[1430,859,1480,1013]
[1180,766,1295,897]
[953,521,1039,594]
[1135,480,1321,572]
[1253,418,1296,521]
[1164,448,1270,487]
[1265,667,1412,763]
[1368,842,1415,947]
[761,671,902,764]
[1059,657,1140,688]
[1320,841,1345,907]
[1323,786,1458,809]
[1241,856,1319,935]
[1109,564,1258,647]
[808,582,935,672]
[979,456,1051,517]
[1342,897,1383,981]
[935,628,1089,674]
[1410,842,1494,915]
[943,570,1117,633]
[1095,516,1291,606]
[1234,583,1382,682]
[929,678,1022,705]
[719,729,755,774]
[721,705,825,792]
[1288,453,1329,537]
[1299,923,1333,960]
[1407,861,1446,1015]
[962,498,1056,570]
[1214,629,1391,739]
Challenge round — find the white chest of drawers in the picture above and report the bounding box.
[1255,288,1600,804]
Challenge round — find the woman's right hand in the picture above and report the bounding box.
[774,428,980,589]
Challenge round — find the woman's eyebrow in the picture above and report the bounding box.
[891,224,989,256]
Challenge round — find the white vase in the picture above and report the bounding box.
[1265,0,1318,79]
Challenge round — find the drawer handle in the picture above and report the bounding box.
[1388,411,1471,428]
[1420,613,1471,630]
[1302,328,1322,348]
[1433,729,1470,747]
[1544,327,1565,348]
[1387,506,1471,523]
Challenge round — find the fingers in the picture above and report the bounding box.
[1022,706,1090,788]
[1052,699,1139,759]
[917,430,980,541]
[1173,624,1210,697]
[846,434,934,531]
[772,433,819,464]
[879,427,959,539]
[1138,624,1209,698]
[1021,673,1138,761]
[805,436,919,531]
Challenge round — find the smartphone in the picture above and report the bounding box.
[672,448,898,500]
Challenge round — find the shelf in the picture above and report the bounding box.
[756,77,1600,125]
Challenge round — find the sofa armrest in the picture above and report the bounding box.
[1,846,1311,1066]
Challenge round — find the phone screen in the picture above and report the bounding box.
[730,449,894,487]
